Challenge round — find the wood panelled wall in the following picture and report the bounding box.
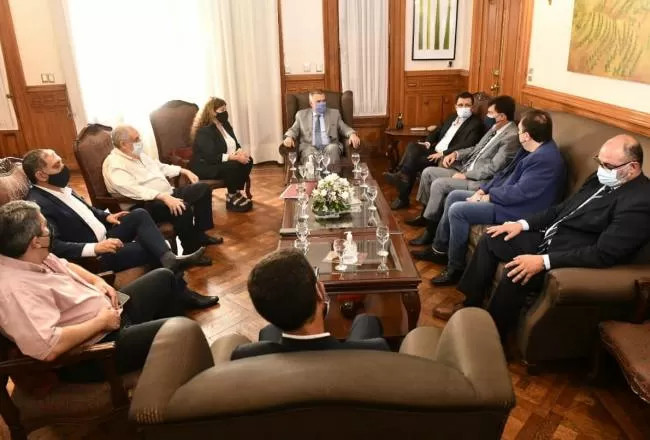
[402,70,466,127]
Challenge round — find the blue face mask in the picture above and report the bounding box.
[315,102,327,115]
[132,141,144,156]
[597,165,621,187]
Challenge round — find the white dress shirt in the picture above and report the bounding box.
[35,185,107,257]
[466,121,513,171]
[434,117,467,153]
[103,149,181,202]
[217,124,237,162]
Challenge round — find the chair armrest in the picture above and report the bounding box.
[210,334,251,364]
[434,308,514,406]
[398,326,441,360]
[544,265,650,305]
[129,317,213,424]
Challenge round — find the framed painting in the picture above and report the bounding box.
[412,0,458,60]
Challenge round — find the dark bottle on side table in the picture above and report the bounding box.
[396,112,404,130]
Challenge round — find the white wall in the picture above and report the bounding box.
[405,0,473,71]
[9,0,65,85]
[528,0,650,113]
[280,0,325,75]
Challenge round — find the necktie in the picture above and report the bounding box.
[463,129,497,172]
[314,115,323,149]
[538,185,611,253]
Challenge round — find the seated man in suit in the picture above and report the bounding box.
[232,249,389,360]
[0,200,197,381]
[282,89,361,166]
[103,125,221,256]
[414,110,566,287]
[383,91,485,210]
[407,95,520,246]
[23,149,208,273]
[435,135,650,342]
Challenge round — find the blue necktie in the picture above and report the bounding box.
[314,115,323,149]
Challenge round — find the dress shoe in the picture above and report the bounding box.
[405,215,428,227]
[432,302,464,320]
[200,233,224,246]
[430,267,464,286]
[410,248,439,262]
[161,247,206,272]
[183,288,219,309]
[390,198,409,210]
[409,230,434,246]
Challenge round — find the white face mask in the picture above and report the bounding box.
[456,107,472,119]
[132,141,144,156]
[597,165,621,187]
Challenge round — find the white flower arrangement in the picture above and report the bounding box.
[311,173,352,214]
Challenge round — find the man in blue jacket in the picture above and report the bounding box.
[412,110,566,286]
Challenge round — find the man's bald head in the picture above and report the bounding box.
[111,125,142,158]
[597,134,643,184]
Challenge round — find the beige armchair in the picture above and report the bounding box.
[129,309,515,440]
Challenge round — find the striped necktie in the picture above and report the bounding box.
[538,185,612,253]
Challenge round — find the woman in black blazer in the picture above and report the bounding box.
[190,97,253,212]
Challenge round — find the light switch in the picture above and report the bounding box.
[316,63,323,72]
[303,63,311,72]
[41,73,48,83]
[48,73,55,83]
[285,65,292,74]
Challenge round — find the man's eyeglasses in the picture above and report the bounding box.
[592,156,635,171]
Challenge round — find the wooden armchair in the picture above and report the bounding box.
[0,332,136,440]
[73,123,178,254]
[150,100,252,199]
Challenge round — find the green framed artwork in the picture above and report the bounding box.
[412,0,458,60]
[568,0,650,85]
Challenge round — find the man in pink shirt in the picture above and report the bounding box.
[0,200,191,381]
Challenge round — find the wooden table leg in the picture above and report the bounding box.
[401,291,421,331]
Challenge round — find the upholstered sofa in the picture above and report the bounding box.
[130,309,515,439]
[467,109,650,370]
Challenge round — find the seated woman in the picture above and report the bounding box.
[190,97,253,212]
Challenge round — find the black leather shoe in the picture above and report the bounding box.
[183,289,219,309]
[405,215,428,227]
[410,248,438,262]
[431,267,464,286]
[161,247,206,272]
[200,233,224,246]
[390,198,409,210]
[409,230,434,246]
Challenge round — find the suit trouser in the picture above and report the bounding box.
[299,143,342,166]
[397,142,435,202]
[56,269,186,382]
[457,232,546,340]
[259,314,384,342]
[136,183,214,253]
[432,190,497,270]
[98,208,170,272]
[417,168,481,221]
[195,158,253,194]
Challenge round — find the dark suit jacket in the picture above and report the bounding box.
[190,122,241,179]
[481,141,566,223]
[27,187,109,260]
[425,113,485,156]
[231,335,390,360]
[524,174,650,268]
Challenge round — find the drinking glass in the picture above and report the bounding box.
[296,220,310,243]
[294,239,309,255]
[351,152,361,172]
[298,164,307,181]
[297,191,309,220]
[322,154,331,174]
[314,152,323,173]
[366,185,378,211]
[288,151,297,171]
[376,225,389,257]
[333,238,347,271]
[359,163,369,188]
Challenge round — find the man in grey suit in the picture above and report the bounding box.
[408,96,520,246]
[283,89,361,165]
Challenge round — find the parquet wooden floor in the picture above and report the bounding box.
[3,155,649,440]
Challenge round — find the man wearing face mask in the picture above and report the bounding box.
[437,134,650,342]
[283,89,361,166]
[383,92,485,210]
[103,125,220,256]
[406,95,520,246]
[231,249,389,359]
[0,200,201,380]
[417,110,565,287]
[23,149,208,274]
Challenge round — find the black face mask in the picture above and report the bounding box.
[216,111,229,123]
[484,116,497,130]
[47,166,70,188]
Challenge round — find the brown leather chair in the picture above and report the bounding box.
[279,90,360,176]
[150,100,252,199]
[129,308,515,440]
[73,123,178,254]
[466,108,650,370]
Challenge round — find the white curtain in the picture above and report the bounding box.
[53,0,282,163]
[339,0,389,116]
